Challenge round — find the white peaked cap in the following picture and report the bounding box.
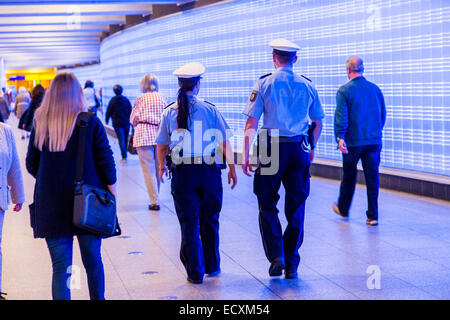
[173,62,205,78]
[269,38,300,52]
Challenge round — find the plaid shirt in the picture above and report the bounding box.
[130,92,167,147]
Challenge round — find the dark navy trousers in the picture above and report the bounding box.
[113,126,130,160]
[337,144,381,220]
[254,142,311,272]
[171,164,223,281]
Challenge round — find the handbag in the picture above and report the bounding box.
[73,112,121,238]
[128,127,137,154]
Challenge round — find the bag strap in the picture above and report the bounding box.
[75,112,94,184]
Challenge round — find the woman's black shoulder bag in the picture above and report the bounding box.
[73,112,121,238]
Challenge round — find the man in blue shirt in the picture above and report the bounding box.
[242,39,324,279]
[333,57,386,226]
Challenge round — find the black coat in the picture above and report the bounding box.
[105,95,132,129]
[26,115,117,238]
[20,99,41,132]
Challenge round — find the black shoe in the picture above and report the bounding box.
[149,204,160,211]
[206,269,221,277]
[187,277,203,284]
[0,292,7,300]
[285,270,298,279]
[269,258,285,277]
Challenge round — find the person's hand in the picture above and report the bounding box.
[158,166,168,182]
[13,203,23,212]
[309,149,314,162]
[228,166,237,190]
[338,139,348,154]
[241,156,254,177]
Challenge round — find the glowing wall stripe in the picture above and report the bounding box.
[94,0,449,176]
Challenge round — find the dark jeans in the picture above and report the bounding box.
[253,142,310,272]
[45,234,105,300]
[114,126,129,160]
[171,164,223,282]
[337,144,382,220]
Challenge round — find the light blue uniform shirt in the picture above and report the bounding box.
[243,67,325,137]
[155,95,231,158]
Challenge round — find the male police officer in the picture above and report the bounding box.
[242,39,324,279]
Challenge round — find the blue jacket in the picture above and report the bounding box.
[26,115,116,238]
[334,76,386,147]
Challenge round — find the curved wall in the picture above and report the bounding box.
[99,0,450,176]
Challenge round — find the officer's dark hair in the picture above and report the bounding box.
[113,84,123,96]
[273,50,297,65]
[84,80,94,89]
[176,77,200,130]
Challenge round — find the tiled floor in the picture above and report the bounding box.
[2,118,449,300]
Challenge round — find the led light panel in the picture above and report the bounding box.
[96,0,449,176]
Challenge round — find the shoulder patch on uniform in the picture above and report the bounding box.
[249,90,258,102]
[259,73,272,80]
[165,102,175,109]
[204,100,216,107]
[301,75,312,82]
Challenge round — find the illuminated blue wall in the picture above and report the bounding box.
[99,0,450,176]
[59,64,102,91]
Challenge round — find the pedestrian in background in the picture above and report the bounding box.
[106,85,132,163]
[130,74,167,211]
[14,87,31,139]
[83,80,100,114]
[26,73,116,300]
[333,57,386,226]
[20,84,45,133]
[0,91,10,123]
[0,122,25,300]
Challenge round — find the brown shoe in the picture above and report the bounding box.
[333,203,348,219]
[366,219,378,226]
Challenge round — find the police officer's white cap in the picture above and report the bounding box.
[173,62,205,78]
[269,38,300,53]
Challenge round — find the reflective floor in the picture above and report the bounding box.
[2,118,450,300]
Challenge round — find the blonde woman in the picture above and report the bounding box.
[130,74,167,211]
[0,122,25,300]
[26,73,117,300]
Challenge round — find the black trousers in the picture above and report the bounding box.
[337,144,382,220]
[171,164,223,281]
[254,142,311,272]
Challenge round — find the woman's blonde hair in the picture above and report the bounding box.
[34,72,87,152]
[140,74,159,93]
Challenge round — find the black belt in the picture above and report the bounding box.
[269,135,305,143]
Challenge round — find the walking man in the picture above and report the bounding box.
[333,57,387,226]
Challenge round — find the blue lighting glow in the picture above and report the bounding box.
[96,0,449,176]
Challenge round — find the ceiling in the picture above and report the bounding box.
[0,1,184,69]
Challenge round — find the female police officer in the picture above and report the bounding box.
[155,62,237,284]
